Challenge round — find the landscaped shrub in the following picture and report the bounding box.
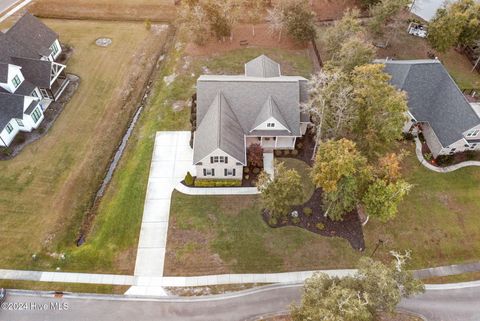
[296,142,303,149]
[247,143,264,167]
[194,179,242,187]
[465,150,479,161]
[283,150,291,156]
[252,167,260,174]
[423,152,432,161]
[291,149,299,156]
[303,207,313,217]
[402,132,414,141]
[243,167,250,174]
[292,217,300,224]
[436,155,455,166]
[268,217,278,226]
[418,132,426,143]
[274,150,282,157]
[184,172,194,186]
[316,222,325,231]
[244,174,250,180]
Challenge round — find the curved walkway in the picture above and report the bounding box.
[414,137,480,173]
[175,182,259,195]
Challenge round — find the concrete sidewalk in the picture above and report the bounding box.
[0,260,479,294]
[129,131,195,295]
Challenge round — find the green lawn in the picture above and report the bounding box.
[165,141,480,275]
[165,157,359,276]
[0,20,168,274]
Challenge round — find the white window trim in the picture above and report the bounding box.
[466,129,480,137]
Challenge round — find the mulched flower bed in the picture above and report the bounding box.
[420,135,480,167]
[262,188,366,251]
[273,129,316,165]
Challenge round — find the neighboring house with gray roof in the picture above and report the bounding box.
[193,55,310,180]
[0,12,68,147]
[380,59,480,158]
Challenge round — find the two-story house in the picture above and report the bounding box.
[381,59,480,158]
[0,12,69,147]
[193,55,310,180]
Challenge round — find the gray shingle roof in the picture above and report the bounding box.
[194,55,307,165]
[197,76,303,136]
[6,13,57,59]
[193,92,246,164]
[0,92,24,129]
[381,59,480,147]
[251,95,290,132]
[11,57,52,88]
[245,55,281,78]
[0,63,8,83]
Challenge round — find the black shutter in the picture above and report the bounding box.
[225,157,228,164]
[210,157,213,164]
[212,169,215,176]
[224,169,227,176]
[233,169,236,176]
[203,169,206,176]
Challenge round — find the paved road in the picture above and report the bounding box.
[399,285,480,321]
[0,0,20,15]
[1,283,480,321]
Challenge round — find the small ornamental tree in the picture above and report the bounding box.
[326,35,377,73]
[311,139,368,193]
[324,9,364,57]
[369,0,410,35]
[257,161,303,219]
[247,143,264,168]
[362,178,412,222]
[428,0,480,52]
[291,254,424,321]
[283,0,317,42]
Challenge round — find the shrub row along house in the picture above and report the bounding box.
[381,59,480,158]
[0,13,68,147]
[193,55,310,181]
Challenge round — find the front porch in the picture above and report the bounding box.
[247,136,296,151]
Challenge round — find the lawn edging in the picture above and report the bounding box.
[414,136,480,173]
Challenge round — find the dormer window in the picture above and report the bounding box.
[466,129,480,137]
[12,75,21,88]
[267,122,275,128]
[50,42,59,56]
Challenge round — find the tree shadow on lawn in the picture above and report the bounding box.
[262,188,366,251]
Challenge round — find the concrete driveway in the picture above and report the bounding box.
[127,131,194,296]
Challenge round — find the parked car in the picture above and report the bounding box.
[0,288,6,304]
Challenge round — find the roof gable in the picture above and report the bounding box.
[11,57,52,88]
[382,60,480,147]
[0,92,25,129]
[193,92,246,164]
[245,55,281,78]
[5,13,57,59]
[251,96,290,132]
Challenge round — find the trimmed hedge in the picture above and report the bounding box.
[194,179,242,187]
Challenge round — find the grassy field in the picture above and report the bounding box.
[30,0,177,21]
[0,280,130,294]
[0,19,169,273]
[164,141,480,275]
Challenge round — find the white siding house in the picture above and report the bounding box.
[193,55,310,180]
[0,12,68,147]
